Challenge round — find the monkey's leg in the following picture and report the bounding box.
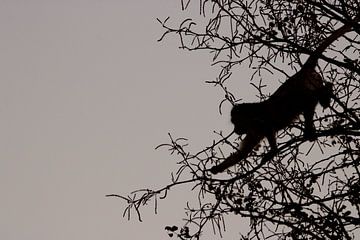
[303,106,317,141]
[318,82,333,108]
[266,131,277,151]
[210,133,263,174]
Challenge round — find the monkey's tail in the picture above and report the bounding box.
[303,15,360,69]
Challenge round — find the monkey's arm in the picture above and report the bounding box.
[210,133,263,174]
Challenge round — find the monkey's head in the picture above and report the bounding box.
[231,103,261,135]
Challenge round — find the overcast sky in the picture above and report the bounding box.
[0,1,251,239]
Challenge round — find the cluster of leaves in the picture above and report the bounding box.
[109,1,360,239]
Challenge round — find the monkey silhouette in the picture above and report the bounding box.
[210,18,357,174]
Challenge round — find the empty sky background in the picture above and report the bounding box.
[0,1,256,239]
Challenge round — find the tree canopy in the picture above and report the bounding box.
[109,1,360,239]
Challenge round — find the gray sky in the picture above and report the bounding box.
[0,1,245,239]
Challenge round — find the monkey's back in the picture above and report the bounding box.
[266,69,323,130]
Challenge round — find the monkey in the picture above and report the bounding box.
[210,73,332,174]
[210,17,357,174]
[232,78,333,144]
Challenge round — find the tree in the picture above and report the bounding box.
[108,1,360,239]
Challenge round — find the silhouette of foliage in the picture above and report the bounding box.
[108,1,360,239]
